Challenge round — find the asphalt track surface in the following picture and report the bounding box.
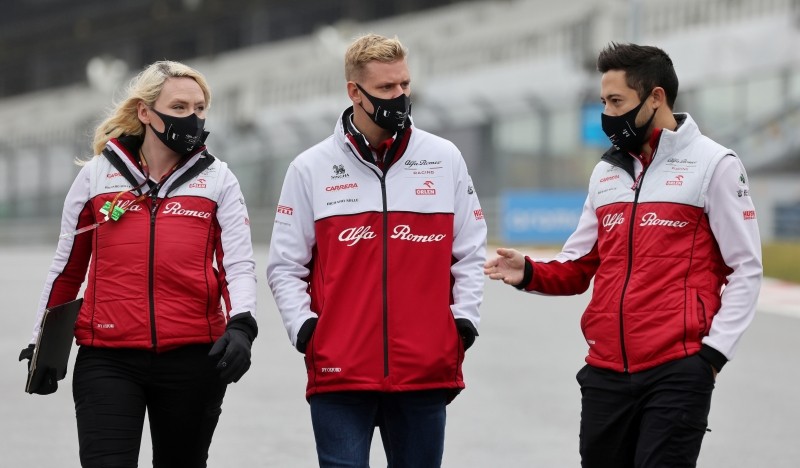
[2,244,799,467]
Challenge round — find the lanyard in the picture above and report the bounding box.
[59,149,180,239]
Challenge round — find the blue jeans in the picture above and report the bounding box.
[309,390,448,468]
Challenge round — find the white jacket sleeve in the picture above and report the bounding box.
[215,165,257,319]
[702,155,763,360]
[449,152,487,329]
[266,163,318,346]
[31,163,93,344]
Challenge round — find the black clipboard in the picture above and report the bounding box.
[26,298,82,394]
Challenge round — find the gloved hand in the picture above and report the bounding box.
[19,344,59,395]
[18,344,35,369]
[455,318,479,351]
[295,317,318,354]
[208,312,258,384]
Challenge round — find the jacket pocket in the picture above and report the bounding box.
[695,292,708,337]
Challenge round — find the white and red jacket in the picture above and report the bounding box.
[30,137,257,352]
[520,114,762,373]
[267,110,487,399]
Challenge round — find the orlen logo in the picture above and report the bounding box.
[391,225,446,242]
[326,183,358,192]
[277,204,293,215]
[666,175,684,186]
[416,180,436,195]
[639,212,688,228]
[339,226,376,246]
[189,178,207,188]
[602,213,624,232]
[162,201,211,219]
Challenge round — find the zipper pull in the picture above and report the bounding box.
[631,171,644,190]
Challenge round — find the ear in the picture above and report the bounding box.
[346,82,361,105]
[137,101,151,125]
[650,87,668,110]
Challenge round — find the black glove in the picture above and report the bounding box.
[295,317,318,354]
[19,344,59,395]
[18,344,35,369]
[455,318,478,351]
[208,312,258,384]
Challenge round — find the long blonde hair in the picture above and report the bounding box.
[91,60,211,156]
[344,34,407,82]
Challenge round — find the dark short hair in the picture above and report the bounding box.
[597,42,678,108]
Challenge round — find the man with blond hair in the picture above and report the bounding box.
[267,33,486,467]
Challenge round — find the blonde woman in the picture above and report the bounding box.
[19,60,257,467]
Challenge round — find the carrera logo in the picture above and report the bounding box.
[391,224,446,242]
[743,210,756,220]
[326,183,358,192]
[600,175,619,183]
[339,226,377,246]
[277,204,293,215]
[474,209,484,220]
[602,213,624,232]
[639,212,689,228]
[666,175,684,186]
[189,178,207,188]
[107,172,122,179]
[162,201,211,219]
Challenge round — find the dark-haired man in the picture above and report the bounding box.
[485,42,762,467]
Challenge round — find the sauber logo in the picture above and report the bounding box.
[162,201,211,218]
[339,226,377,246]
[326,183,358,192]
[639,212,688,228]
[391,225,446,242]
[602,213,624,232]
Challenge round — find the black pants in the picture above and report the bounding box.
[576,354,715,468]
[73,345,227,468]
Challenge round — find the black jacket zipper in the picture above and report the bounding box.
[148,190,159,350]
[380,174,389,378]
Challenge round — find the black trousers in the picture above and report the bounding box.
[73,345,227,468]
[576,354,715,468]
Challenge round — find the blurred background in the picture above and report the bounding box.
[0,0,798,280]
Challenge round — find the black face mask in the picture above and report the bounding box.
[150,109,207,155]
[601,98,656,153]
[356,83,411,132]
